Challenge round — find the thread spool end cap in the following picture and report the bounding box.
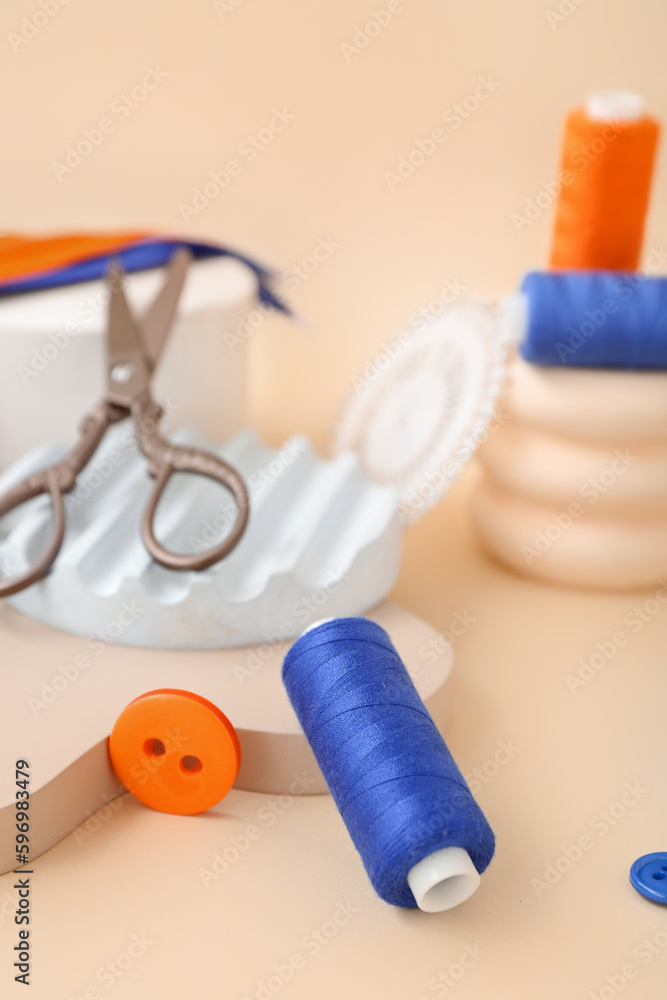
[407,846,481,912]
[301,617,335,637]
[500,292,528,346]
[586,91,646,122]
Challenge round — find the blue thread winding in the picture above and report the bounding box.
[520,271,667,369]
[282,617,495,908]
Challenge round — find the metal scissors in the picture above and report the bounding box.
[0,248,249,598]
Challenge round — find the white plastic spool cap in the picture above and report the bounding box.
[301,617,335,636]
[407,846,481,913]
[500,292,529,346]
[586,91,645,122]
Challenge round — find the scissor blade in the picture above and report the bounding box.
[105,262,151,406]
[140,247,192,373]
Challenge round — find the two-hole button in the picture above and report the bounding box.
[109,688,241,815]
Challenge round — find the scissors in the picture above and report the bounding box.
[0,248,249,598]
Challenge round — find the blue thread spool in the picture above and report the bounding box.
[505,271,667,368]
[282,617,495,911]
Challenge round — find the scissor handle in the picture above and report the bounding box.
[133,398,250,572]
[0,403,119,598]
[0,468,66,598]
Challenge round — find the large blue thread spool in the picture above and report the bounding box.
[282,617,495,911]
[512,271,667,368]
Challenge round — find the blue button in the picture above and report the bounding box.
[630,853,667,903]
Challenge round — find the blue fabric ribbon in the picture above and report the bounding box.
[0,236,289,314]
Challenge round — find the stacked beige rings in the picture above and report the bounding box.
[471,355,667,590]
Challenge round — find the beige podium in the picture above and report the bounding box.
[0,600,453,875]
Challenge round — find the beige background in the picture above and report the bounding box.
[1,0,667,997]
[1,0,667,447]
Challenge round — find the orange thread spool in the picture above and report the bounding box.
[550,93,660,271]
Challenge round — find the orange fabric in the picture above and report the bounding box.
[0,231,150,281]
[550,109,660,270]
[109,688,241,815]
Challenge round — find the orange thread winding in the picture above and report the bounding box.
[550,109,660,270]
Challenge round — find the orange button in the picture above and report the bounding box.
[109,689,241,815]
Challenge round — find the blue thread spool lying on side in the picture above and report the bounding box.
[282,617,495,911]
[504,271,667,368]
